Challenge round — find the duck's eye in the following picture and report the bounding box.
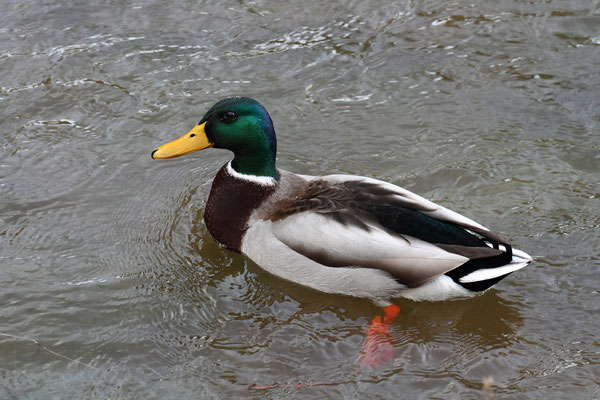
[220,111,238,123]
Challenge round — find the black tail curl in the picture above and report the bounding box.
[445,242,514,292]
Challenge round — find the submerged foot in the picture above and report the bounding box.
[357,304,401,369]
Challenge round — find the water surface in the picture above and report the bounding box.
[1,0,599,398]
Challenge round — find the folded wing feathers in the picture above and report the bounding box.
[271,212,469,288]
[321,174,510,244]
[265,172,524,288]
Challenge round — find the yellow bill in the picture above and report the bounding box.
[151,122,213,159]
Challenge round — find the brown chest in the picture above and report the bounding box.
[204,165,276,252]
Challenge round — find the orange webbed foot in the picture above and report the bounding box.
[357,304,401,370]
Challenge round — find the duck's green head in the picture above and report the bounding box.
[152,97,279,179]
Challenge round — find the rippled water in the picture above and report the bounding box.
[1,0,599,398]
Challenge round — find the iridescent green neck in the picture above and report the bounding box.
[231,150,279,179]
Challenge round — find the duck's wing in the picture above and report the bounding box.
[314,174,508,244]
[263,173,513,288]
[269,211,469,288]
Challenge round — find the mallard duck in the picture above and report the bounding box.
[152,96,532,367]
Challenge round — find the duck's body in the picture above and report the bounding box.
[152,96,532,367]
[203,160,530,305]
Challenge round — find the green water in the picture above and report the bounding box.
[1,0,599,398]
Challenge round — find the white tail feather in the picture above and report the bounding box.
[459,248,532,283]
